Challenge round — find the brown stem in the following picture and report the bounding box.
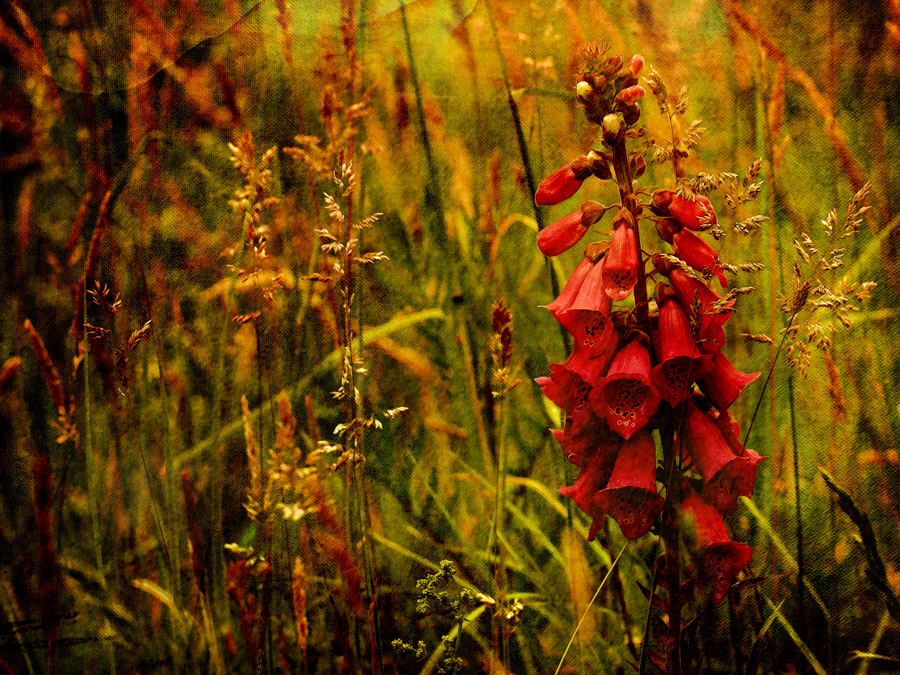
[659,422,683,675]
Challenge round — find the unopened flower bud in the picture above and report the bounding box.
[535,163,584,206]
[650,189,674,215]
[622,103,641,126]
[655,217,681,243]
[602,114,622,145]
[580,200,608,226]
[630,155,646,179]
[654,282,678,305]
[537,210,590,256]
[569,155,593,180]
[628,55,644,78]
[587,150,612,180]
[576,80,595,104]
[608,54,623,72]
[651,252,677,276]
[617,85,645,106]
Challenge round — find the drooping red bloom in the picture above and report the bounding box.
[665,265,731,353]
[651,297,712,405]
[541,367,609,467]
[543,256,594,319]
[535,363,585,413]
[698,351,760,411]
[536,161,587,206]
[594,430,664,539]
[556,259,618,384]
[651,190,717,231]
[671,229,728,288]
[681,400,762,516]
[558,432,619,541]
[680,488,753,604]
[602,210,639,301]
[589,339,661,439]
[537,211,590,256]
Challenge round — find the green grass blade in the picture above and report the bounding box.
[764,597,828,675]
[554,543,628,675]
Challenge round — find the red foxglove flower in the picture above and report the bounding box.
[556,259,618,384]
[594,430,664,539]
[698,351,760,411]
[602,210,639,300]
[671,229,728,288]
[651,190,717,231]
[651,297,712,405]
[681,400,762,517]
[537,211,590,256]
[536,363,585,413]
[665,265,731,353]
[543,256,594,319]
[558,435,619,541]
[589,339,661,438]
[536,159,589,206]
[680,488,753,604]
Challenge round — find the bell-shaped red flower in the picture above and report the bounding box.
[536,363,585,413]
[543,257,594,319]
[698,351,760,411]
[671,229,728,288]
[662,264,732,353]
[602,210,639,301]
[538,211,590,256]
[681,400,763,516]
[536,159,589,206]
[651,190,717,231]
[589,339,661,439]
[593,430,664,539]
[679,488,753,604]
[559,434,620,541]
[651,298,712,405]
[556,259,618,384]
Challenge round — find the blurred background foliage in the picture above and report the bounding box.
[1,0,900,672]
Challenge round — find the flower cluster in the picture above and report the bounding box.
[535,45,764,604]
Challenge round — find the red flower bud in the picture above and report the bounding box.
[671,229,728,288]
[668,194,717,231]
[537,211,590,256]
[617,85,645,106]
[536,162,585,206]
[627,54,644,78]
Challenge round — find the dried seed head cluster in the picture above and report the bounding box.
[780,183,875,375]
